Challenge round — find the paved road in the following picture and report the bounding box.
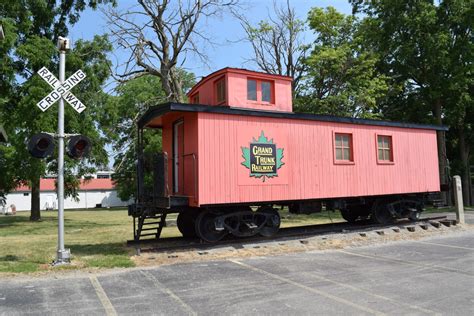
[1,229,473,315]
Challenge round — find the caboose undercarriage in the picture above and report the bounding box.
[128,189,428,243]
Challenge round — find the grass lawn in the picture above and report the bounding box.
[0,209,137,273]
[0,207,347,274]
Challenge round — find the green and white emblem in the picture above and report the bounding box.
[241,131,284,182]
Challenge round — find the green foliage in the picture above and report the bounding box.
[0,145,19,204]
[2,34,113,189]
[102,75,166,200]
[297,7,388,118]
[101,73,195,200]
[351,0,473,203]
[0,1,115,216]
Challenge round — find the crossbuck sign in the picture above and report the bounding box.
[37,67,87,113]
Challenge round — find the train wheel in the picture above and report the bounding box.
[372,202,395,225]
[257,206,281,237]
[340,208,358,223]
[408,209,421,221]
[177,211,198,238]
[195,210,227,243]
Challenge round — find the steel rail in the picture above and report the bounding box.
[128,215,449,253]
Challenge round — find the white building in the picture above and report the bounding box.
[3,176,130,212]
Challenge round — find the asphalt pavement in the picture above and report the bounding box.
[1,223,473,315]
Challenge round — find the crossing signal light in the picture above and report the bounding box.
[28,133,55,158]
[67,135,91,159]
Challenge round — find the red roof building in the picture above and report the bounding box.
[14,178,115,192]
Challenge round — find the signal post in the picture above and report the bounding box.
[29,37,90,265]
[57,37,68,264]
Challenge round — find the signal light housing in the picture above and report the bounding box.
[28,133,55,158]
[67,135,91,159]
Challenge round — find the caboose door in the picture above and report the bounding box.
[173,119,184,194]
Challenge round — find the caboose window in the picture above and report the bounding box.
[335,133,353,161]
[247,78,273,104]
[192,93,199,104]
[215,78,226,103]
[377,135,393,162]
[261,81,271,102]
[247,80,257,101]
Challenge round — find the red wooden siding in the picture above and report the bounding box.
[196,112,440,206]
[226,72,292,112]
[187,68,293,112]
[187,73,224,106]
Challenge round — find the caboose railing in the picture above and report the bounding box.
[136,152,197,204]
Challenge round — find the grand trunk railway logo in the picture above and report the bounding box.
[241,131,284,182]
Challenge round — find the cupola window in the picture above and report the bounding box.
[247,80,257,101]
[247,78,274,104]
[215,78,226,104]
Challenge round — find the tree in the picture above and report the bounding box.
[0,145,18,206]
[296,7,388,118]
[105,0,238,102]
[100,71,195,201]
[351,0,473,205]
[0,0,115,220]
[0,18,21,205]
[234,0,309,95]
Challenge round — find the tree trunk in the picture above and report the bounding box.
[433,99,450,205]
[30,178,41,221]
[458,128,471,206]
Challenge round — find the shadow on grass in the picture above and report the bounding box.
[0,255,19,261]
[69,242,135,268]
[0,215,120,225]
[0,216,58,235]
[0,254,40,273]
[65,208,128,212]
[0,215,53,225]
[69,242,129,256]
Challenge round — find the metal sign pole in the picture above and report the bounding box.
[55,42,70,265]
[34,37,86,264]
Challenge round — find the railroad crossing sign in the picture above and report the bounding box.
[37,67,87,113]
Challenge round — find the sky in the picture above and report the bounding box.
[69,0,353,82]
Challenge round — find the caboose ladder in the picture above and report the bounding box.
[134,213,167,241]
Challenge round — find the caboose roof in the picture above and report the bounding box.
[138,102,449,131]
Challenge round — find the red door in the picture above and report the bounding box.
[173,120,184,195]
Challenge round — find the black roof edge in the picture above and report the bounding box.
[138,102,449,131]
[138,103,172,128]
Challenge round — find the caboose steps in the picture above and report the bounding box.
[129,204,168,241]
[134,213,167,241]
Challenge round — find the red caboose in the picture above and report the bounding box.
[130,68,447,242]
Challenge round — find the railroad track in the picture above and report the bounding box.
[128,215,450,253]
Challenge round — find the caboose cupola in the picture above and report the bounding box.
[187,68,293,113]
